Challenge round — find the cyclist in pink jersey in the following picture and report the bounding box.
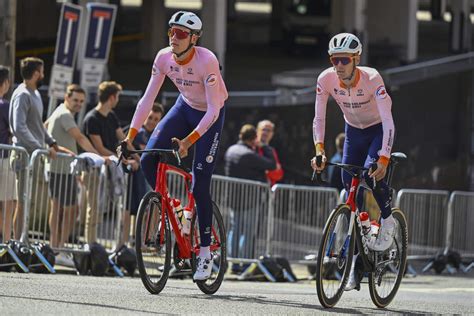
[122,11,228,281]
[311,33,396,291]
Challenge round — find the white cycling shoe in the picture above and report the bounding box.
[193,255,213,281]
[369,216,395,252]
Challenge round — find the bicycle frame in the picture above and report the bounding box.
[153,161,195,259]
[147,160,222,260]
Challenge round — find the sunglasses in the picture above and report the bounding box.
[168,27,191,40]
[330,56,354,66]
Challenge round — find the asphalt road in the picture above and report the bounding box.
[1,271,473,315]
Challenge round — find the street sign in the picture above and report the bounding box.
[54,3,83,68]
[83,3,117,61]
[80,62,105,91]
[49,65,74,99]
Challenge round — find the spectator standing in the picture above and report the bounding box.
[82,81,138,248]
[224,124,276,272]
[0,66,16,242]
[45,84,102,249]
[327,133,345,192]
[9,57,58,239]
[256,119,284,186]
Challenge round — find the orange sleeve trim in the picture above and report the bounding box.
[315,142,325,154]
[379,155,390,167]
[127,128,139,141]
[185,130,201,145]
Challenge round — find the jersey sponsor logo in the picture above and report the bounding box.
[338,90,346,96]
[152,66,159,76]
[334,88,338,94]
[205,74,217,87]
[175,78,200,87]
[187,67,194,75]
[170,65,179,72]
[316,83,323,95]
[207,132,220,160]
[376,85,387,99]
[356,89,364,96]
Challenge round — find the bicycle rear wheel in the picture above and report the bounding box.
[315,204,355,308]
[190,201,227,295]
[369,208,408,308]
[135,191,171,294]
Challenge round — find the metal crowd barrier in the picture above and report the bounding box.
[210,175,270,260]
[0,144,31,272]
[6,145,472,277]
[395,189,450,258]
[27,150,131,264]
[267,184,339,261]
[446,191,474,257]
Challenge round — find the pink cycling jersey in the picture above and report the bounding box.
[313,66,395,158]
[130,46,228,137]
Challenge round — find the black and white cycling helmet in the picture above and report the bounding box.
[169,11,203,36]
[328,33,362,56]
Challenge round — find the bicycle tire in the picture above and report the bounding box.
[368,208,408,308]
[315,204,355,308]
[135,191,171,294]
[190,201,227,295]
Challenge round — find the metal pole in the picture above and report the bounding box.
[0,0,17,87]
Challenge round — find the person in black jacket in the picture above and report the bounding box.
[224,124,276,182]
[224,124,276,272]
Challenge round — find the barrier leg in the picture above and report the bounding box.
[6,246,29,272]
[30,245,55,273]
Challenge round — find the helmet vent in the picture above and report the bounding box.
[187,20,195,25]
[175,12,184,22]
[349,40,358,49]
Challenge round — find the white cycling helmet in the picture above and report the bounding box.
[169,11,203,35]
[328,33,362,56]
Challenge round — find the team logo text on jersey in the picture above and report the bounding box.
[356,89,364,96]
[175,78,199,87]
[205,74,217,87]
[187,68,194,75]
[342,99,370,109]
[376,85,387,99]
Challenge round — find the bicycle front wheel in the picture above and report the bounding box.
[369,208,408,308]
[315,204,355,308]
[190,201,227,295]
[135,191,171,294]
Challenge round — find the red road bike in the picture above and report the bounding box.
[120,145,226,294]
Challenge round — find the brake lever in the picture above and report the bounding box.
[311,155,328,185]
[171,140,182,166]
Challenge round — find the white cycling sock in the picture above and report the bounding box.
[199,246,211,259]
[382,214,395,226]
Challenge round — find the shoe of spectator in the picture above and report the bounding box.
[55,252,75,267]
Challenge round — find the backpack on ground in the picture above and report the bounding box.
[89,242,109,276]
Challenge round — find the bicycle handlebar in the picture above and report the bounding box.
[117,141,183,169]
[311,157,374,186]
